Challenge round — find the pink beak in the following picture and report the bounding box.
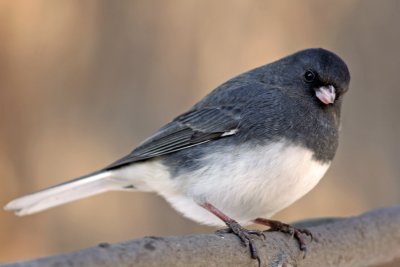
[316,85,336,105]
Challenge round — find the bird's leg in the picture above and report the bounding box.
[253,218,312,258]
[200,202,263,264]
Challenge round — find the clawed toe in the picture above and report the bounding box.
[220,220,264,266]
[298,228,313,241]
[217,226,265,239]
[201,203,263,266]
[215,228,232,235]
[247,229,266,240]
[292,230,308,258]
[254,217,313,258]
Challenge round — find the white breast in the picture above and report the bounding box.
[116,140,330,227]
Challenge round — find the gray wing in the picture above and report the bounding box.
[104,107,240,170]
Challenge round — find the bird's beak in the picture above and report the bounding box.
[315,85,336,105]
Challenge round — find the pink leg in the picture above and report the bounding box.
[200,202,263,265]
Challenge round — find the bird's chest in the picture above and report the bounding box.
[165,141,330,226]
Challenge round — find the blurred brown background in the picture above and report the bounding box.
[0,1,399,266]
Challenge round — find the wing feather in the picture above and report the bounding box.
[105,107,240,170]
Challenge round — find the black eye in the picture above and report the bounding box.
[304,70,316,82]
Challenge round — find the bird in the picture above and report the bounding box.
[4,48,350,262]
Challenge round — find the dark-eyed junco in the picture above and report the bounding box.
[5,48,350,262]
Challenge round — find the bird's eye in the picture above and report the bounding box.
[304,70,316,82]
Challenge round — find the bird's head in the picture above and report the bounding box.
[261,48,351,107]
[295,48,350,106]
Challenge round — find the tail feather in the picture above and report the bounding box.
[4,171,124,216]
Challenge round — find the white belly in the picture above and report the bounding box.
[117,140,330,226]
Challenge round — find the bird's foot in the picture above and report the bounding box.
[217,220,264,266]
[254,218,312,258]
[216,225,265,239]
[200,202,264,265]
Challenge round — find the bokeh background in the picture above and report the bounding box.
[1,1,399,266]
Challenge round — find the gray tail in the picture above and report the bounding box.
[4,171,125,216]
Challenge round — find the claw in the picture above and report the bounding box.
[248,230,266,240]
[215,228,231,236]
[254,218,313,259]
[200,202,264,266]
[293,230,308,258]
[221,219,263,266]
[299,228,313,241]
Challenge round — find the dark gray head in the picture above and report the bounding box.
[258,48,350,108]
[225,48,351,162]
